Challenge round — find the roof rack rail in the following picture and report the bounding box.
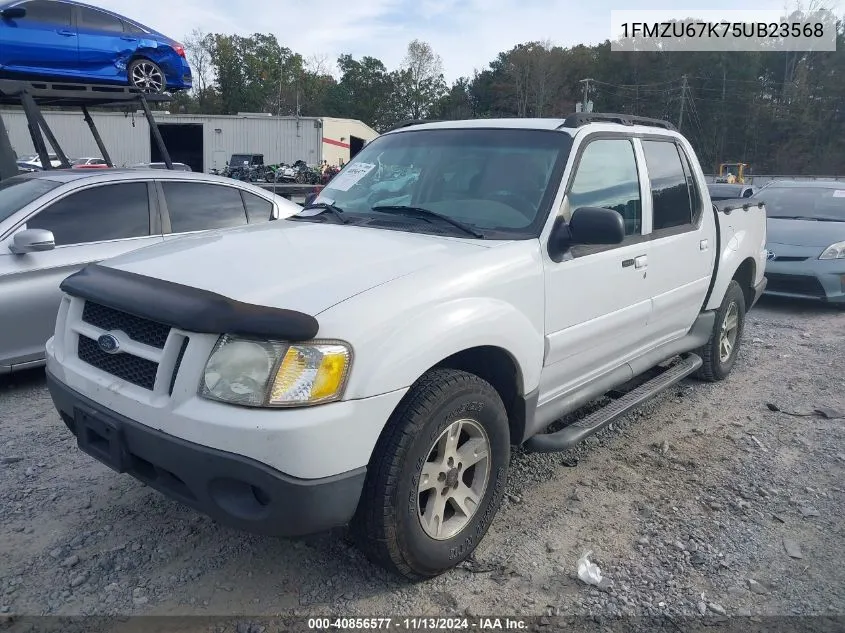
[559,112,677,132]
[389,119,443,131]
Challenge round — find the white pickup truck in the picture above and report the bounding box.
[44,114,767,580]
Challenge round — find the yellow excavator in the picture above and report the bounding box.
[715,162,752,184]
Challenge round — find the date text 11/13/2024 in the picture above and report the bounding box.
[307,617,528,630]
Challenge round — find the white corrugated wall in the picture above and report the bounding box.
[0,110,323,171]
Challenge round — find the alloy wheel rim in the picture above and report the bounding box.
[417,418,491,541]
[132,63,164,93]
[719,301,739,363]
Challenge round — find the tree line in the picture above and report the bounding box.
[175,16,845,175]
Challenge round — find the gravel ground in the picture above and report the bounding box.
[1,296,843,630]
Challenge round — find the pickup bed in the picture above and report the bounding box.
[44,114,767,579]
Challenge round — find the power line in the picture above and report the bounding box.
[591,78,683,89]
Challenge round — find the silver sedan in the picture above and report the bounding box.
[0,169,301,374]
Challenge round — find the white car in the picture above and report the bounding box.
[16,153,62,171]
[0,169,301,374]
[44,115,767,579]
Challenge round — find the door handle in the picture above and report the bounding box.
[622,254,648,269]
[57,29,75,36]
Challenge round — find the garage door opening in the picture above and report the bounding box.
[349,135,365,160]
[150,124,203,172]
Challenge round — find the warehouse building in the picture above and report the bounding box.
[0,110,379,173]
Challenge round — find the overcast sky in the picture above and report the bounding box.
[88,0,802,82]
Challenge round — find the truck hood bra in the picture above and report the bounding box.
[91,220,492,315]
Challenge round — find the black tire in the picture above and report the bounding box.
[128,59,166,93]
[351,368,510,580]
[694,280,746,382]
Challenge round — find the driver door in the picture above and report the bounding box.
[539,136,654,405]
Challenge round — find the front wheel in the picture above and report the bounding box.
[351,368,510,580]
[695,279,747,382]
[128,59,166,93]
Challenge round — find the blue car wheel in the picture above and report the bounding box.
[128,59,165,93]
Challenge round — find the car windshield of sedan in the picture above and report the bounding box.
[306,128,573,238]
[756,186,845,221]
[0,177,62,223]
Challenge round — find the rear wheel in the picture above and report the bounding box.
[351,369,510,580]
[128,59,165,93]
[695,280,746,382]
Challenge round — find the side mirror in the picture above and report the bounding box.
[548,207,625,262]
[10,228,56,254]
[570,206,626,245]
[1,7,27,18]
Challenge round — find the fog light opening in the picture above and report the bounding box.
[251,485,270,507]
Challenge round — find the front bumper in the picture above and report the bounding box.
[763,258,845,304]
[47,370,366,537]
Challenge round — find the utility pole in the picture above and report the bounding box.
[678,74,688,132]
[579,78,592,112]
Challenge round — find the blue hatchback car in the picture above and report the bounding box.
[0,0,191,92]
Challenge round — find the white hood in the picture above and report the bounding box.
[101,220,495,314]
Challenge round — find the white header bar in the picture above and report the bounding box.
[610,10,837,52]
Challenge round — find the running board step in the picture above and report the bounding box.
[524,353,703,453]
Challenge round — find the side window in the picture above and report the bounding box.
[78,7,124,32]
[27,183,150,246]
[162,182,248,233]
[567,138,642,236]
[17,0,72,25]
[677,145,703,222]
[241,191,274,223]
[642,140,694,231]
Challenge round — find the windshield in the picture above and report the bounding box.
[0,177,62,224]
[310,128,572,238]
[753,186,845,220]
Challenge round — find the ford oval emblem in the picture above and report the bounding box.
[97,334,120,354]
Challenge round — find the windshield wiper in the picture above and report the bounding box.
[371,205,484,238]
[291,202,350,224]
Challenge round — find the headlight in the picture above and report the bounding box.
[819,241,845,260]
[200,335,352,407]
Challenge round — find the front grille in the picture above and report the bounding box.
[765,273,826,298]
[168,338,189,395]
[82,301,170,349]
[77,335,158,390]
